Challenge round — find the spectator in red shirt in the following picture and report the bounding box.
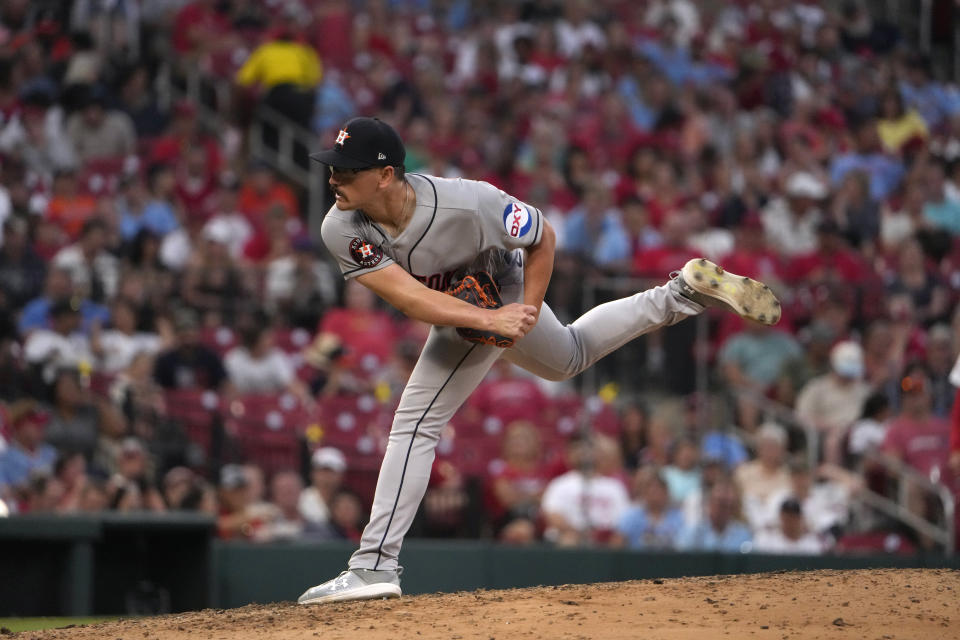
[632,208,699,278]
[171,0,236,59]
[785,219,869,286]
[465,358,552,433]
[488,419,551,543]
[882,366,952,480]
[319,279,397,378]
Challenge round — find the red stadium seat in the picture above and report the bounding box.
[223,392,313,475]
[163,388,224,454]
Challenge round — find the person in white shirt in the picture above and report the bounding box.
[223,314,310,403]
[299,447,347,525]
[264,234,339,327]
[796,341,871,464]
[93,298,163,374]
[52,218,119,302]
[847,391,892,463]
[541,435,630,546]
[734,422,792,529]
[757,461,861,537]
[752,498,827,555]
[761,171,827,258]
[24,298,94,385]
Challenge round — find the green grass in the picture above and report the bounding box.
[0,617,118,633]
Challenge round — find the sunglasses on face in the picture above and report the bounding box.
[329,166,374,183]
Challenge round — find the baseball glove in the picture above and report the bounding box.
[445,271,514,348]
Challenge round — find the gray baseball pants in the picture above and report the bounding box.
[349,282,702,570]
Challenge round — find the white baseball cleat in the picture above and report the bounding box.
[670,258,781,325]
[297,568,402,604]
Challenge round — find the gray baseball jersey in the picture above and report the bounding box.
[321,173,543,297]
[319,173,702,572]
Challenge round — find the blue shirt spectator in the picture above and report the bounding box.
[829,153,904,202]
[563,188,630,266]
[676,481,752,553]
[615,472,684,550]
[899,80,960,130]
[119,198,179,241]
[18,296,110,337]
[0,401,57,493]
[923,198,960,235]
[701,431,748,469]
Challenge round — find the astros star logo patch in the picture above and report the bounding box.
[335,129,350,146]
[349,237,383,268]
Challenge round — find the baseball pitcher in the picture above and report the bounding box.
[298,117,780,604]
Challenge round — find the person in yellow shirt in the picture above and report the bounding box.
[877,89,928,154]
[236,11,322,129]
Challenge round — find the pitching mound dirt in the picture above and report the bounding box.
[13,568,959,640]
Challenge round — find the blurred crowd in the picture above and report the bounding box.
[1,0,960,554]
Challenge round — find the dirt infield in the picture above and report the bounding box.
[12,568,960,640]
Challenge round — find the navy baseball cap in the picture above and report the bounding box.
[310,117,406,169]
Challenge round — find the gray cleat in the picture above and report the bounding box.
[297,568,403,605]
[670,258,781,326]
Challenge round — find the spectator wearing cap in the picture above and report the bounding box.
[0,216,47,310]
[881,366,952,480]
[264,232,339,329]
[612,469,685,550]
[52,218,119,303]
[752,498,827,555]
[761,171,826,258]
[216,463,262,540]
[299,446,347,526]
[676,480,752,553]
[65,86,137,162]
[152,307,228,392]
[795,341,871,465]
[23,297,93,387]
[734,422,792,530]
[774,320,837,408]
[0,400,56,503]
[759,459,862,539]
[234,7,321,129]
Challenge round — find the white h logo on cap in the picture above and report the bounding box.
[335,129,350,146]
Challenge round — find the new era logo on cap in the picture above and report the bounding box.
[377,153,386,160]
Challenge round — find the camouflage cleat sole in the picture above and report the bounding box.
[673,258,781,325]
